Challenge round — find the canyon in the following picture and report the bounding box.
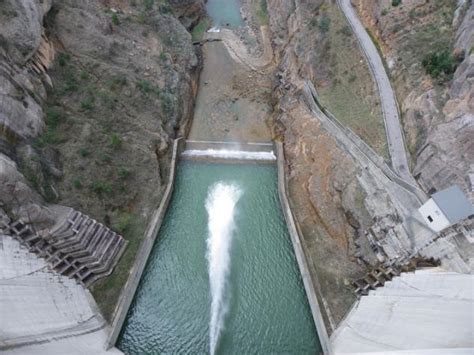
[0,0,472,354]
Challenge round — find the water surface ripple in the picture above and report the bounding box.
[118,162,320,354]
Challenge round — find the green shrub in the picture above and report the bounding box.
[61,70,78,94]
[35,129,65,147]
[136,79,160,95]
[144,0,154,11]
[319,17,331,33]
[136,79,152,93]
[159,3,173,14]
[117,167,131,179]
[91,180,112,195]
[161,94,173,115]
[109,134,122,149]
[80,96,95,111]
[98,152,112,163]
[392,0,401,7]
[422,49,459,79]
[114,213,133,234]
[79,147,90,157]
[111,13,120,25]
[256,0,268,25]
[58,52,71,67]
[45,107,63,128]
[73,178,83,189]
[109,75,127,89]
[191,18,210,41]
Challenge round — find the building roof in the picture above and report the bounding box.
[432,185,473,224]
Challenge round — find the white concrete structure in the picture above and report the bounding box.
[331,268,474,354]
[0,234,121,354]
[419,185,473,232]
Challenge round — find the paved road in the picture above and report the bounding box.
[338,0,415,184]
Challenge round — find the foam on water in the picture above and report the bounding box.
[206,182,242,355]
[182,149,276,161]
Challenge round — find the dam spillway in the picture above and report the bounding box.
[117,161,321,354]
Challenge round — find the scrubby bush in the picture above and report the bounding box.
[117,167,131,179]
[392,0,401,7]
[136,79,160,96]
[111,13,120,25]
[58,52,71,67]
[45,107,63,128]
[78,147,90,157]
[109,75,127,88]
[144,0,154,11]
[114,213,133,234]
[73,178,83,189]
[422,49,460,79]
[110,134,122,150]
[91,180,112,195]
[80,96,95,111]
[319,17,331,33]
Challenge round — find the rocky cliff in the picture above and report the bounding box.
[351,0,473,200]
[265,0,472,334]
[0,0,201,319]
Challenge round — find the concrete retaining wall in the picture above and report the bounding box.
[274,141,332,355]
[105,138,183,349]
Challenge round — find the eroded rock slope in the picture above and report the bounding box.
[0,0,201,319]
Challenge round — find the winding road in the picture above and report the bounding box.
[337,0,416,185]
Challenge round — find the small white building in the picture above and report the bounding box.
[419,185,473,232]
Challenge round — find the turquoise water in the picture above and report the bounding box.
[118,162,321,354]
[206,0,243,28]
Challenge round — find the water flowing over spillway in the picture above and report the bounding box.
[182,149,276,161]
[118,162,320,354]
[206,183,242,354]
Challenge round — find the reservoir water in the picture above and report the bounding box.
[118,162,320,354]
[206,0,243,28]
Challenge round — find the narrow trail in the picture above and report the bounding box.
[337,0,417,186]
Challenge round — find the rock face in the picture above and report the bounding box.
[351,0,473,200]
[0,0,200,319]
[0,0,53,141]
[0,154,55,228]
[168,0,205,30]
[266,0,472,334]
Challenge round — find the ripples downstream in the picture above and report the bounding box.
[118,162,320,354]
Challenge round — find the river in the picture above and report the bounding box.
[117,1,321,353]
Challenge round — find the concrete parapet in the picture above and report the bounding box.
[105,138,182,349]
[274,141,332,355]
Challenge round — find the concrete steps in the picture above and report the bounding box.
[3,209,127,287]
